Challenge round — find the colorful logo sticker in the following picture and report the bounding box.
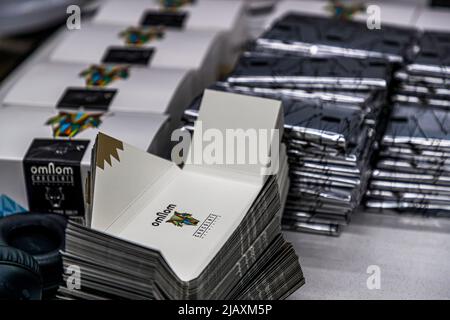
[166,212,199,227]
[46,112,103,138]
[79,65,129,87]
[0,194,26,218]
[160,0,194,10]
[119,26,165,46]
[326,0,366,20]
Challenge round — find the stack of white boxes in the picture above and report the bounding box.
[0,0,249,221]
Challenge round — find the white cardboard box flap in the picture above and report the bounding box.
[186,89,283,180]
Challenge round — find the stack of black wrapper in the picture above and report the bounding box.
[254,13,417,63]
[366,31,450,216]
[182,13,418,236]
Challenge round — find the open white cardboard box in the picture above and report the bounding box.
[2,61,194,121]
[88,89,283,281]
[0,105,170,217]
[49,23,223,91]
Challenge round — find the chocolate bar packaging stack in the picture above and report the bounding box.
[228,13,419,235]
[392,31,450,111]
[92,0,248,71]
[183,75,387,236]
[366,31,450,216]
[45,0,249,93]
[254,12,417,63]
[48,23,223,93]
[183,11,418,235]
[57,90,304,300]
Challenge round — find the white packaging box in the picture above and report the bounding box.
[93,0,249,69]
[2,61,194,121]
[87,89,283,281]
[261,0,420,33]
[415,8,450,32]
[0,106,170,216]
[49,23,223,91]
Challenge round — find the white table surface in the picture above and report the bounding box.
[285,210,450,299]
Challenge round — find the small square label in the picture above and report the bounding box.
[140,10,188,28]
[102,47,154,66]
[57,87,117,111]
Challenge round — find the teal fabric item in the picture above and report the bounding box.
[0,194,26,218]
